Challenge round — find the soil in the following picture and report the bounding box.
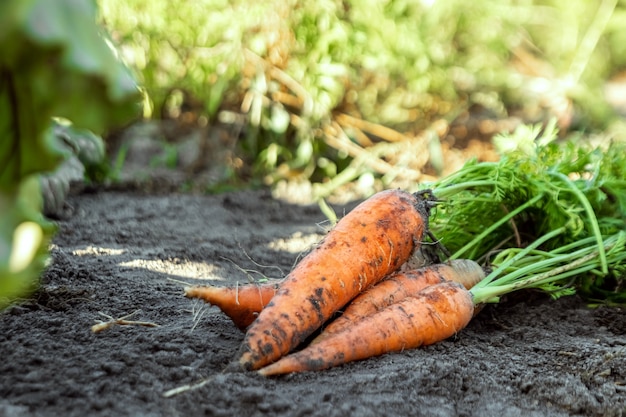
[1,188,626,417]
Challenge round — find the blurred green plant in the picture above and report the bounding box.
[40,122,111,217]
[99,0,626,197]
[0,0,139,309]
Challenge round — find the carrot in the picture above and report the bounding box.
[312,259,484,343]
[184,281,280,331]
[237,189,434,370]
[257,281,474,376]
[185,260,482,334]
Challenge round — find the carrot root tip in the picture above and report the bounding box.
[223,361,246,374]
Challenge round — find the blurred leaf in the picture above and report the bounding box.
[0,176,55,309]
[0,0,140,191]
[0,0,139,307]
[269,105,290,134]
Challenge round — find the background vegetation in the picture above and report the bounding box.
[99,0,626,198]
[0,0,138,308]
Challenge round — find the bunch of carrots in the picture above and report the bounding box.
[186,189,486,375]
[185,122,626,376]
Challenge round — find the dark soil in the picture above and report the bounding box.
[1,189,625,417]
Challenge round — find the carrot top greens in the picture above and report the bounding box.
[426,120,626,304]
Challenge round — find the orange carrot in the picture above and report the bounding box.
[258,281,474,376]
[184,281,280,331]
[313,259,483,343]
[184,260,482,334]
[237,189,434,370]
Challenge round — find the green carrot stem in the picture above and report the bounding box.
[514,265,597,291]
[471,261,598,304]
[471,233,626,304]
[548,171,607,273]
[449,193,544,260]
[472,226,568,290]
[471,265,594,304]
[437,161,500,181]
[507,250,603,291]
[490,240,606,286]
[548,236,602,255]
[433,180,500,198]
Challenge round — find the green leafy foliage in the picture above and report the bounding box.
[40,122,109,217]
[99,0,625,192]
[426,122,626,304]
[0,0,139,308]
[0,177,56,305]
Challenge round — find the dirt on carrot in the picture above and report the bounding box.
[258,281,475,376]
[237,189,435,371]
[313,259,484,343]
[184,280,280,331]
